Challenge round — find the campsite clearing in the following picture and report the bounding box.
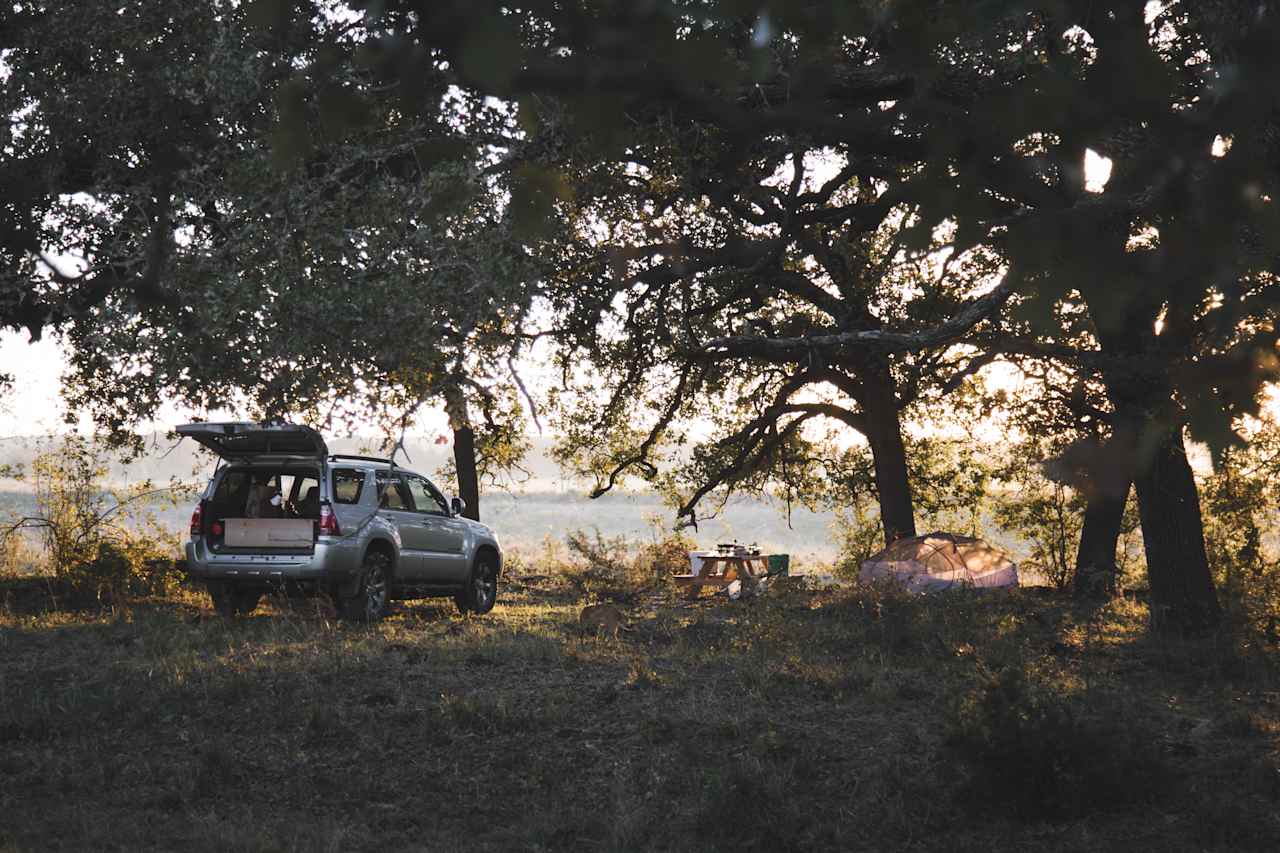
[1,576,1277,851]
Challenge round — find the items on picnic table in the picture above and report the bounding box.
[672,542,788,600]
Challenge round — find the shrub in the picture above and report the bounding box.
[990,481,1082,590]
[74,539,184,598]
[635,527,697,581]
[1199,439,1280,646]
[831,504,883,583]
[559,527,693,599]
[0,532,43,575]
[0,435,189,599]
[946,667,1173,821]
[563,528,636,597]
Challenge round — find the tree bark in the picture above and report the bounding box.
[1128,422,1219,631]
[1073,481,1128,599]
[443,386,481,522]
[858,363,917,546]
[1085,289,1220,631]
[451,424,481,522]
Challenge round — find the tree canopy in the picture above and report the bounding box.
[4,0,1280,630]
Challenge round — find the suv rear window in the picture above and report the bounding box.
[332,469,365,504]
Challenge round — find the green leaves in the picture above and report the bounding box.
[269,76,312,169]
[317,83,371,138]
[457,15,526,93]
[509,165,573,240]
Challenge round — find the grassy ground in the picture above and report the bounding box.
[1,573,1278,852]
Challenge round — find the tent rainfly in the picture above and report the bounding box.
[860,532,1018,592]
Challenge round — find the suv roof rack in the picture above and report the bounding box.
[328,454,393,465]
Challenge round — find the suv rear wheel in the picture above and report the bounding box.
[341,550,390,622]
[455,551,499,615]
[209,583,262,617]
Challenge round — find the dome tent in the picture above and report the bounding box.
[859,532,1018,592]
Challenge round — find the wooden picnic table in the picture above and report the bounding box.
[671,553,771,599]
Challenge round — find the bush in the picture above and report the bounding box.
[990,481,1082,590]
[73,540,184,598]
[946,668,1173,822]
[635,527,697,580]
[559,527,695,600]
[1199,440,1280,645]
[563,528,637,597]
[831,504,882,583]
[0,434,188,600]
[0,532,42,575]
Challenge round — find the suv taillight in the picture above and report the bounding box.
[189,501,204,535]
[318,501,340,536]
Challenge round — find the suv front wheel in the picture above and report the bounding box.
[455,551,498,615]
[340,550,391,622]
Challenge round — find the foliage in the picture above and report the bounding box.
[986,435,1090,589]
[0,435,188,596]
[1200,413,1280,639]
[946,668,1174,822]
[906,434,999,535]
[532,524,699,601]
[2,2,543,509]
[7,0,1280,626]
[830,434,999,580]
[831,502,884,583]
[559,526,693,600]
[0,529,41,576]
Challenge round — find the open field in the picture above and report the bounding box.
[2,574,1279,852]
[0,485,842,566]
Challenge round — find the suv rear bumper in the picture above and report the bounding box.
[185,536,362,585]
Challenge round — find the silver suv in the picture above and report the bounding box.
[179,422,502,621]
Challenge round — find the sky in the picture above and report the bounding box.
[0,331,69,435]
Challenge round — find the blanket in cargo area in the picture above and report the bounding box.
[224,518,314,548]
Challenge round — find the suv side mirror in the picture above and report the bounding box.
[450,496,466,517]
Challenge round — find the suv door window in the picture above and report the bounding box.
[331,468,365,504]
[375,473,412,510]
[424,478,452,515]
[406,476,447,516]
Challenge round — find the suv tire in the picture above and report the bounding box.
[341,550,391,622]
[209,583,262,617]
[455,551,499,615]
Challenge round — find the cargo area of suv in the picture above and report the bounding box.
[193,465,324,553]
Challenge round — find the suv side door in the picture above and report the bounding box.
[374,472,426,579]
[404,475,469,582]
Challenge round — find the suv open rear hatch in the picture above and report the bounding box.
[176,422,328,461]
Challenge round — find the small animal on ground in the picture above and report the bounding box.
[579,603,630,638]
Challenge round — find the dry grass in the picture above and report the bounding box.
[1,574,1278,851]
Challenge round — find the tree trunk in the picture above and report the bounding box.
[451,424,481,521]
[1073,481,1128,599]
[1129,423,1219,631]
[443,386,481,522]
[1085,289,1220,631]
[858,364,917,546]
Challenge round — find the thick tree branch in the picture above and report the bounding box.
[702,268,1023,358]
